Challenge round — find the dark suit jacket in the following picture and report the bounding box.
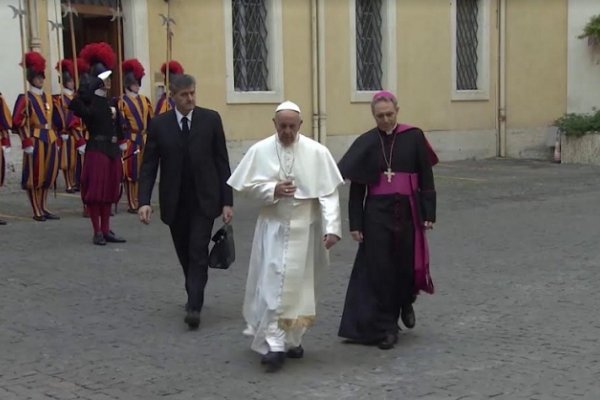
[138,106,233,225]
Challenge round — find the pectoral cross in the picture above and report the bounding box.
[384,167,395,183]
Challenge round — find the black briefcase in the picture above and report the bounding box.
[208,224,235,269]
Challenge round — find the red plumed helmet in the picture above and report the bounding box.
[79,42,116,76]
[77,58,90,76]
[56,59,74,76]
[122,59,145,80]
[160,60,184,76]
[21,51,46,82]
[122,58,145,88]
[56,59,75,85]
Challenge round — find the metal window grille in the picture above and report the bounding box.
[456,0,479,90]
[232,0,269,92]
[356,0,383,91]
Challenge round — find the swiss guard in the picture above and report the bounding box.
[12,52,61,221]
[119,58,153,213]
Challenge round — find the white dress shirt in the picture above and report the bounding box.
[175,108,193,130]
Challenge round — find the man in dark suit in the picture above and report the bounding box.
[138,74,234,330]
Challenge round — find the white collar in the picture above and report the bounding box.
[126,89,139,97]
[29,87,44,96]
[385,123,398,135]
[62,88,74,96]
[94,88,107,97]
[175,107,193,123]
[275,132,300,149]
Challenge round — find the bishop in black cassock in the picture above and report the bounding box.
[337,90,437,350]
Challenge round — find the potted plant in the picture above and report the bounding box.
[578,14,600,46]
[554,111,600,165]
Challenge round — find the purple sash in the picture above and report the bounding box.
[368,172,434,295]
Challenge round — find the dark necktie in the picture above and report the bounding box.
[181,116,190,136]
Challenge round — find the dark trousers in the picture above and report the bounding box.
[169,196,214,312]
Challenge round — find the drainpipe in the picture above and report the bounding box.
[497,0,507,157]
[317,0,327,145]
[310,0,319,141]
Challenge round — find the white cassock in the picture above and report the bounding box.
[227,133,343,354]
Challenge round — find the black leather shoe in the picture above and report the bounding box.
[401,304,416,329]
[66,188,75,194]
[104,231,126,243]
[93,233,107,245]
[184,311,200,330]
[127,207,138,214]
[377,333,398,350]
[0,219,6,225]
[286,345,304,359]
[33,215,46,222]
[44,213,60,220]
[262,351,285,372]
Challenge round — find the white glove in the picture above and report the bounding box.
[119,142,128,152]
[77,144,86,154]
[2,145,10,155]
[61,134,69,141]
[24,146,34,155]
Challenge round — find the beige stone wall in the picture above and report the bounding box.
[21,0,564,159]
[144,0,567,144]
[505,0,567,129]
[146,0,315,142]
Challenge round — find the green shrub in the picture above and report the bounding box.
[554,111,600,137]
[578,15,600,41]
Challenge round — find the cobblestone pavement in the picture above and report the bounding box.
[1,159,599,400]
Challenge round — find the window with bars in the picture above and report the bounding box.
[355,0,383,91]
[232,0,269,92]
[456,0,480,90]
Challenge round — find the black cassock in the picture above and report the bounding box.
[337,126,436,342]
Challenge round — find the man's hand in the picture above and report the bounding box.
[138,205,153,225]
[222,206,233,224]
[424,221,434,230]
[323,234,340,249]
[350,230,363,242]
[274,180,296,198]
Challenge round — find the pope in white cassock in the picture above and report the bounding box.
[227,101,343,372]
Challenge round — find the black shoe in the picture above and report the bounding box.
[0,219,6,225]
[33,215,46,222]
[103,230,126,243]
[66,188,75,194]
[286,345,304,359]
[401,304,416,329]
[127,207,138,214]
[262,351,285,372]
[184,311,200,330]
[44,213,60,220]
[377,333,398,350]
[93,233,107,246]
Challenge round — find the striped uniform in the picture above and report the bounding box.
[12,90,60,218]
[0,94,12,187]
[118,93,153,210]
[153,93,175,116]
[53,91,85,191]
